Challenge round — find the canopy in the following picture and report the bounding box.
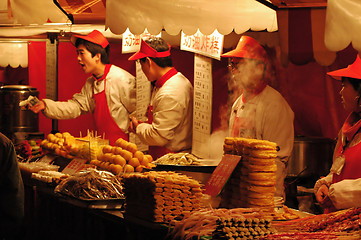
[324,0,361,53]
[105,0,278,36]
[2,0,361,67]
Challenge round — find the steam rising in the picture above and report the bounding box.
[229,59,265,95]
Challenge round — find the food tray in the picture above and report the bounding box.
[153,164,216,173]
[56,193,125,209]
[154,158,219,172]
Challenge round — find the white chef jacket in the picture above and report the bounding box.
[42,65,136,133]
[136,72,193,152]
[229,85,294,205]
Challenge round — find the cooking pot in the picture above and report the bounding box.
[288,136,335,178]
[0,85,39,135]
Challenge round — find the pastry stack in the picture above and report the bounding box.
[221,137,278,209]
[122,171,204,223]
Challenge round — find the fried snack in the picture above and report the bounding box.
[247,157,276,166]
[220,137,278,209]
[248,172,276,182]
[244,148,278,158]
[242,138,278,150]
[245,162,277,172]
[121,171,205,224]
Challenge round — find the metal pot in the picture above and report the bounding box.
[288,136,335,178]
[0,85,39,135]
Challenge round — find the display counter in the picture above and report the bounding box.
[22,175,170,240]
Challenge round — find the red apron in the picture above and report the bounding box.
[324,141,361,213]
[147,68,178,160]
[93,65,128,145]
[325,115,361,213]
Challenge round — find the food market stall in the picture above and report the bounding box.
[2,0,361,239]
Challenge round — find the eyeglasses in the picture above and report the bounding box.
[228,60,240,70]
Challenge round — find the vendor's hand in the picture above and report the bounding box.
[29,101,46,113]
[128,117,143,133]
[315,184,329,204]
[319,194,334,209]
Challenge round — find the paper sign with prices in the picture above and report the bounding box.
[62,158,88,175]
[191,54,213,158]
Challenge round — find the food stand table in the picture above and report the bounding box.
[22,175,170,240]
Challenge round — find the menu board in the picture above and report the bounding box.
[129,61,151,151]
[204,154,242,197]
[192,54,213,158]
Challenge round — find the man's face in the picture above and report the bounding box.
[228,58,265,92]
[76,44,98,74]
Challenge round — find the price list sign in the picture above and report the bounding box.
[135,61,151,121]
[204,154,242,197]
[192,54,212,158]
[130,61,151,151]
[62,158,87,175]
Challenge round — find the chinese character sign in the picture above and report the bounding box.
[181,29,224,60]
[122,28,161,53]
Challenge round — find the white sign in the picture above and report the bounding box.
[192,54,213,158]
[129,61,151,151]
[122,28,162,54]
[181,29,224,60]
[61,158,87,175]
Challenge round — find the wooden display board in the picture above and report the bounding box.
[204,154,242,197]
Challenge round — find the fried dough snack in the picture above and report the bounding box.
[221,137,278,209]
[122,171,205,224]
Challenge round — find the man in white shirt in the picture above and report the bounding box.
[128,37,193,160]
[222,36,294,207]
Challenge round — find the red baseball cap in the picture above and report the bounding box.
[328,55,361,80]
[128,39,171,61]
[221,35,267,62]
[71,30,109,48]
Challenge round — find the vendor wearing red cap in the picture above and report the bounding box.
[128,37,193,160]
[30,30,135,144]
[315,55,361,213]
[222,36,294,207]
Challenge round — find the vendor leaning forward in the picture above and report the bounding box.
[128,37,193,160]
[30,30,136,145]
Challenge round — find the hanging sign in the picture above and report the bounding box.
[122,28,162,53]
[181,29,224,60]
[192,54,213,158]
[129,61,151,152]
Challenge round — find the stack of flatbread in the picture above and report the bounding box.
[221,137,278,209]
[122,171,203,223]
